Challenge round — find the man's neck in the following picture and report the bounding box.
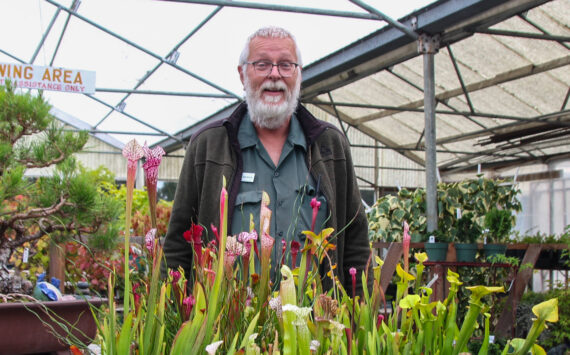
[254,117,291,167]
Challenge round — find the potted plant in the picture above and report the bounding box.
[483,207,513,258]
[0,82,120,353]
[452,212,482,262]
[424,229,451,261]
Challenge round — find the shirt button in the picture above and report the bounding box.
[274,171,279,177]
[278,231,283,237]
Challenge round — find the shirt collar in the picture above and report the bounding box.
[238,113,307,151]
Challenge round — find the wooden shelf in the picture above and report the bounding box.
[372,242,562,337]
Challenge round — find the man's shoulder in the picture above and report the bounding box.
[296,104,345,143]
[189,102,246,146]
[190,119,227,142]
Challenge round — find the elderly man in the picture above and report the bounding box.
[163,26,371,293]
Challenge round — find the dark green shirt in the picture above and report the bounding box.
[231,114,327,277]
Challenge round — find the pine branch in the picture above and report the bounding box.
[18,152,67,169]
[6,196,69,224]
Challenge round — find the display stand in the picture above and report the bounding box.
[371,241,568,337]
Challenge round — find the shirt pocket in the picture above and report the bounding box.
[232,190,263,234]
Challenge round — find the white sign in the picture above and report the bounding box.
[0,62,96,94]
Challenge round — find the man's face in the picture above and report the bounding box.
[239,36,301,129]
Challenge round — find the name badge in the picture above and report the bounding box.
[241,172,255,183]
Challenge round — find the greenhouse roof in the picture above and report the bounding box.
[1,0,569,185]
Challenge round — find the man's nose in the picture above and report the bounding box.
[267,64,282,79]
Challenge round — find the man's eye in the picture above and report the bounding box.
[279,63,292,69]
[256,62,269,70]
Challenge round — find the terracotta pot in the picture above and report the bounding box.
[0,298,105,355]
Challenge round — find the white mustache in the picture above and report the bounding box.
[259,80,288,92]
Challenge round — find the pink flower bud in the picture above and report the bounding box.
[377,314,385,328]
[169,270,181,284]
[182,295,196,321]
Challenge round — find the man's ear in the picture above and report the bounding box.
[238,65,245,85]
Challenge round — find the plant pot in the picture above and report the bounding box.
[483,243,507,258]
[0,297,105,355]
[455,243,478,262]
[424,242,449,262]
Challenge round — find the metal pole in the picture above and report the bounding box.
[419,34,440,234]
[374,139,379,200]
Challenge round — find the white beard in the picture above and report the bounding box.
[244,75,301,130]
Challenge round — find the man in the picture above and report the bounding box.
[163,26,371,293]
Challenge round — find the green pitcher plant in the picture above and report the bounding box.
[79,143,559,354]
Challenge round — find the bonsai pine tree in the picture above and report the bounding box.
[0,82,121,294]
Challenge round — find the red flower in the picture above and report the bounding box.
[290,240,301,268]
[70,345,83,355]
[310,197,321,232]
[184,223,204,266]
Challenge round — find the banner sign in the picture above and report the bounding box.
[0,62,96,94]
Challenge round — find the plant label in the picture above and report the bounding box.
[23,248,29,263]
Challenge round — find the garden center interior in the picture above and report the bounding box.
[2,0,569,288]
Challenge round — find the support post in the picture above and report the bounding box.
[418,34,440,233]
[374,140,379,200]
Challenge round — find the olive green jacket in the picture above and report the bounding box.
[163,102,372,293]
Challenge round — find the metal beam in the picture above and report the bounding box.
[49,0,79,66]
[64,129,166,136]
[424,110,570,147]
[519,14,570,50]
[354,55,570,124]
[442,151,570,175]
[311,103,426,166]
[475,28,570,42]
[157,0,380,20]
[95,88,235,99]
[349,143,521,158]
[354,164,425,172]
[93,4,225,128]
[301,0,546,100]
[155,102,242,152]
[440,135,570,173]
[327,92,349,136]
[44,0,240,101]
[419,34,439,234]
[30,8,61,64]
[304,100,531,122]
[85,94,183,143]
[348,0,417,39]
[447,46,475,113]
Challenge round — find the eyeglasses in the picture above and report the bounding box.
[246,61,299,78]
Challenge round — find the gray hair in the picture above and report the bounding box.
[238,26,303,68]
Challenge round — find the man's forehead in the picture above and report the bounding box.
[249,36,297,59]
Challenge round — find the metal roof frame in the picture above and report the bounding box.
[2,0,568,188]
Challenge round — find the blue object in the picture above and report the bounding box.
[50,277,61,289]
[32,274,63,301]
